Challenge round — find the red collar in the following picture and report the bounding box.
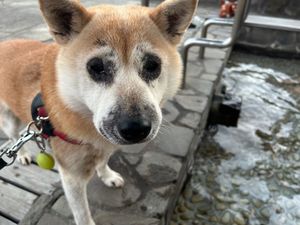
[32,93,82,145]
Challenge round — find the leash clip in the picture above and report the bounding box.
[0,141,16,169]
[0,117,48,170]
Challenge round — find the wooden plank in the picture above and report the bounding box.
[0,163,60,195]
[0,216,16,225]
[0,180,37,221]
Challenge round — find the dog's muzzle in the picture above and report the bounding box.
[100,104,159,145]
[117,115,151,143]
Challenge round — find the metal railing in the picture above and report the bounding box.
[180,0,250,88]
[141,0,150,6]
[140,0,250,88]
[198,18,234,58]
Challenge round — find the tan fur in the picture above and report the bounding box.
[0,40,47,122]
[0,1,198,224]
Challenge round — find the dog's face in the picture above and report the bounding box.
[39,0,198,145]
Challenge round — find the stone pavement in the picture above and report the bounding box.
[0,1,231,225]
[0,0,140,41]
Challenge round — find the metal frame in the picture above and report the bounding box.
[141,0,150,6]
[198,18,234,58]
[181,0,249,88]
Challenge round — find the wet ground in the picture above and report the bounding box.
[172,51,300,225]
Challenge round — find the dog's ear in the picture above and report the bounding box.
[150,0,198,45]
[39,0,92,45]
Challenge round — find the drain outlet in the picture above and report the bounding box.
[208,93,242,127]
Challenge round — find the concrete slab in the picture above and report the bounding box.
[0,1,43,36]
[186,77,214,96]
[0,0,140,41]
[178,112,202,129]
[175,95,208,112]
[7,24,51,41]
[36,212,73,225]
[94,212,160,225]
[149,125,195,157]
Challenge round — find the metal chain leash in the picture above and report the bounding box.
[0,116,48,170]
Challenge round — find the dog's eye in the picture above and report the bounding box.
[141,54,161,82]
[87,57,113,84]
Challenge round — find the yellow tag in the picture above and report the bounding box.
[36,152,55,170]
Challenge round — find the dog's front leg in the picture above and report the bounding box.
[59,168,95,225]
[96,152,124,188]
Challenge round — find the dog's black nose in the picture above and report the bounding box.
[117,117,151,143]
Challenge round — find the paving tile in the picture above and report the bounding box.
[185,61,204,78]
[136,151,182,184]
[94,211,160,225]
[175,95,208,112]
[154,184,176,198]
[0,2,43,35]
[8,23,51,41]
[179,112,202,129]
[162,101,180,123]
[201,73,219,82]
[149,124,195,157]
[205,48,227,60]
[121,142,148,154]
[203,58,224,74]
[177,89,197,96]
[186,78,214,96]
[37,212,73,225]
[123,153,142,166]
[87,165,141,208]
[52,196,72,219]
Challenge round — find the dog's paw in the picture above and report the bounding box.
[102,171,125,188]
[17,150,32,165]
[98,165,125,188]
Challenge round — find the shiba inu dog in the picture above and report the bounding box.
[0,0,198,224]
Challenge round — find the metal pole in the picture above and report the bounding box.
[180,0,248,89]
[181,38,232,88]
[199,0,248,58]
[199,18,234,58]
[141,0,150,6]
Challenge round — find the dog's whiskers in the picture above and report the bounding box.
[157,118,172,135]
